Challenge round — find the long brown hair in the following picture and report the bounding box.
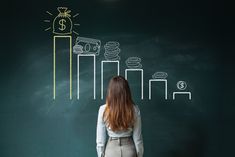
[103,76,135,131]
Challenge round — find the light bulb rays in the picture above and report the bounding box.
[46,11,53,16]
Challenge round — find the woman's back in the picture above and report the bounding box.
[96,76,144,157]
[98,104,140,137]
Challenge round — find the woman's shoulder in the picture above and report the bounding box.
[98,104,106,113]
[133,104,141,116]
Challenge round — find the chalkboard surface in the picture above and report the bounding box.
[0,1,231,157]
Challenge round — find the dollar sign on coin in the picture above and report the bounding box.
[177,81,187,90]
[59,19,66,31]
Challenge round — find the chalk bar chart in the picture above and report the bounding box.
[51,36,192,101]
[46,7,192,101]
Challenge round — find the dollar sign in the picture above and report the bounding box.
[180,82,184,89]
[59,19,66,31]
[177,81,187,90]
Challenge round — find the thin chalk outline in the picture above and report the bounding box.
[149,79,168,100]
[125,69,144,100]
[53,35,72,100]
[101,61,120,99]
[77,54,96,99]
[173,92,192,100]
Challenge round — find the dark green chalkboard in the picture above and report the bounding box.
[0,1,230,157]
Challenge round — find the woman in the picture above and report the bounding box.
[96,76,144,157]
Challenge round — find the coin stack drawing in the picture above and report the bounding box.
[73,45,83,54]
[104,41,121,60]
[152,72,168,79]
[124,56,144,99]
[125,57,142,69]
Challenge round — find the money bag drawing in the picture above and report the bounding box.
[53,7,73,35]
